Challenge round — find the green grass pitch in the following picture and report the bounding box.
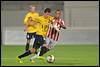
[1,44,99,66]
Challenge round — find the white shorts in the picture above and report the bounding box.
[46,37,57,49]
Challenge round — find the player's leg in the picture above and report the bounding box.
[26,39,31,51]
[31,32,38,54]
[25,32,38,52]
[16,35,40,63]
[29,35,45,62]
[39,44,49,56]
[39,38,53,56]
[17,35,32,61]
[16,49,33,63]
[38,38,57,59]
[31,44,47,61]
[16,48,37,63]
[18,35,41,58]
[30,38,52,60]
[30,46,41,60]
[25,33,32,51]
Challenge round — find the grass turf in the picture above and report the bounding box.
[1,44,99,66]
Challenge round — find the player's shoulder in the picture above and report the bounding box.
[34,12,39,16]
[35,16,43,22]
[24,12,32,17]
[25,12,39,16]
[38,16,44,19]
[59,18,65,24]
[46,16,53,21]
[48,15,53,18]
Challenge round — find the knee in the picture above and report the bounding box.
[43,44,49,49]
[30,48,36,53]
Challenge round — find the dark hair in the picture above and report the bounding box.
[55,9,61,13]
[44,8,51,13]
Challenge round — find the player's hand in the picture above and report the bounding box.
[28,20,37,26]
[28,17,37,26]
[58,21,66,29]
[62,25,66,29]
[24,26,27,32]
[53,24,60,32]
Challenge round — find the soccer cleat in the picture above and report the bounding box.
[16,56,23,63]
[36,56,45,60]
[30,59,35,63]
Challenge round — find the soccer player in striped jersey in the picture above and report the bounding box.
[30,9,66,60]
[46,9,66,47]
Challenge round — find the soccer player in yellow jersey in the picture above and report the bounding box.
[17,8,53,63]
[24,5,39,51]
[36,14,53,38]
[30,9,66,61]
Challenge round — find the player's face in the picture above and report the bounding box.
[55,11,61,18]
[44,12,50,18]
[30,6,36,12]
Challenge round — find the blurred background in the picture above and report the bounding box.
[1,1,99,45]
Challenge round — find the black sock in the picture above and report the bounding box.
[18,50,31,59]
[39,46,49,56]
[25,43,29,51]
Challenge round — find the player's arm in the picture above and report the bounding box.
[24,14,29,32]
[53,24,60,32]
[24,13,39,27]
[49,17,60,32]
[24,19,37,32]
[27,17,37,26]
[49,16,54,24]
[23,13,35,31]
[61,24,66,29]
[24,24,28,32]
[28,13,39,26]
[60,20,66,29]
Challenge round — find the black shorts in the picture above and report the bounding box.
[33,35,46,50]
[26,32,36,40]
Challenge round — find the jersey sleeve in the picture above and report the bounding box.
[35,16,42,23]
[61,20,65,25]
[49,16,54,24]
[24,12,39,25]
[24,13,30,25]
[33,13,40,22]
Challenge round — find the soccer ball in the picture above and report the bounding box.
[47,55,55,63]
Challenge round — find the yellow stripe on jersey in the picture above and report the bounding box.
[36,16,53,37]
[24,12,39,33]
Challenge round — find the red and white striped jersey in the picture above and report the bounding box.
[46,17,65,41]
